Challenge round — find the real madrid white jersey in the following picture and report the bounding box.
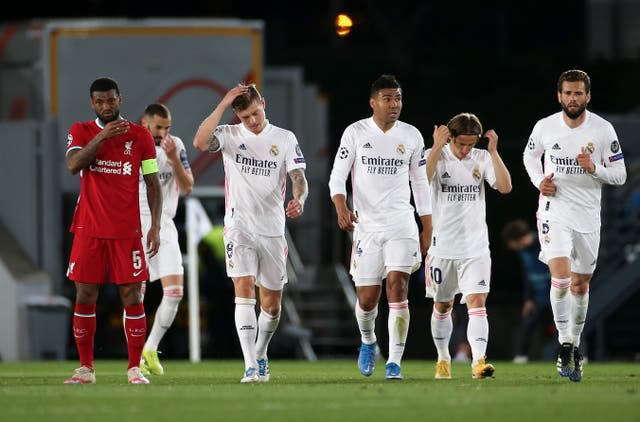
[213,120,306,237]
[523,110,627,232]
[139,135,190,219]
[427,144,497,259]
[328,117,431,232]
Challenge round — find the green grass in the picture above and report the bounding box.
[1,360,639,421]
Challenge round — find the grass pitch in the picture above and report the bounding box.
[1,360,638,421]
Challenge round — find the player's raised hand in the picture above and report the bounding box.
[485,129,499,153]
[432,125,450,149]
[103,119,129,139]
[161,135,178,160]
[220,84,250,109]
[576,147,596,174]
[539,173,557,196]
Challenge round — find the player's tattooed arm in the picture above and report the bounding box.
[207,132,220,153]
[290,168,308,204]
[286,168,308,219]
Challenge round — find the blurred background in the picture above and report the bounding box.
[1,0,639,364]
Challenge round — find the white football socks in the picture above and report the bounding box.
[431,308,452,362]
[234,297,257,370]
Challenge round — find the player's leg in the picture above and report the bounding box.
[459,254,493,379]
[382,229,420,380]
[64,235,104,384]
[233,276,259,382]
[112,237,149,384]
[355,285,381,377]
[566,230,598,382]
[119,282,149,384]
[253,234,288,382]
[141,218,184,374]
[432,301,453,379]
[142,275,183,375]
[224,229,261,382]
[385,270,410,380]
[255,286,282,382]
[65,282,100,384]
[538,220,575,376]
[426,256,456,379]
[351,230,383,377]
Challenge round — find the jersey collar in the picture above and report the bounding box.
[94,116,125,129]
[239,119,272,137]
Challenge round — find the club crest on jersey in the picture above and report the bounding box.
[270,145,279,156]
[67,133,73,147]
[472,168,481,181]
[584,142,595,154]
[397,144,405,155]
[610,140,620,153]
[124,140,133,155]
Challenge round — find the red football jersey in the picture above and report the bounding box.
[66,118,157,238]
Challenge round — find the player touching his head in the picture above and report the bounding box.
[64,77,162,385]
[138,103,193,376]
[193,83,308,383]
[425,112,511,380]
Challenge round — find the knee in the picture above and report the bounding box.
[262,304,281,317]
[434,302,452,314]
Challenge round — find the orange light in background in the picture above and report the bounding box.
[335,13,353,37]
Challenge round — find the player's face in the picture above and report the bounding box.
[558,81,590,120]
[236,99,266,134]
[91,90,121,123]
[370,88,402,125]
[144,114,172,145]
[450,135,478,159]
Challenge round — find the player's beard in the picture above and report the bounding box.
[97,109,120,124]
[561,102,586,120]
[154,137,162,146]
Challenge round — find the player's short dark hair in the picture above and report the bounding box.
[144,103,170,119]
[447,112,483,138]
[370,74,401,97]
[557,69,591,93]
[502,219,531,243]
[231,84,262,112]
[90,77,120,97]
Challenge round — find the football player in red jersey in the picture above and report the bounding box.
[63,77,162,385]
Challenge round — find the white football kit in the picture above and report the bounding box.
[212,120,306,289]
[523,110,626,273]
[139,136,190,281]
[425,145,498,302]
[328,117,431,284]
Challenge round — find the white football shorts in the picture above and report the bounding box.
[223,227,288,291]
[141,213,184,282]
[350,223,421,287]
[424,253,491,304]
[536,218,600,274]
